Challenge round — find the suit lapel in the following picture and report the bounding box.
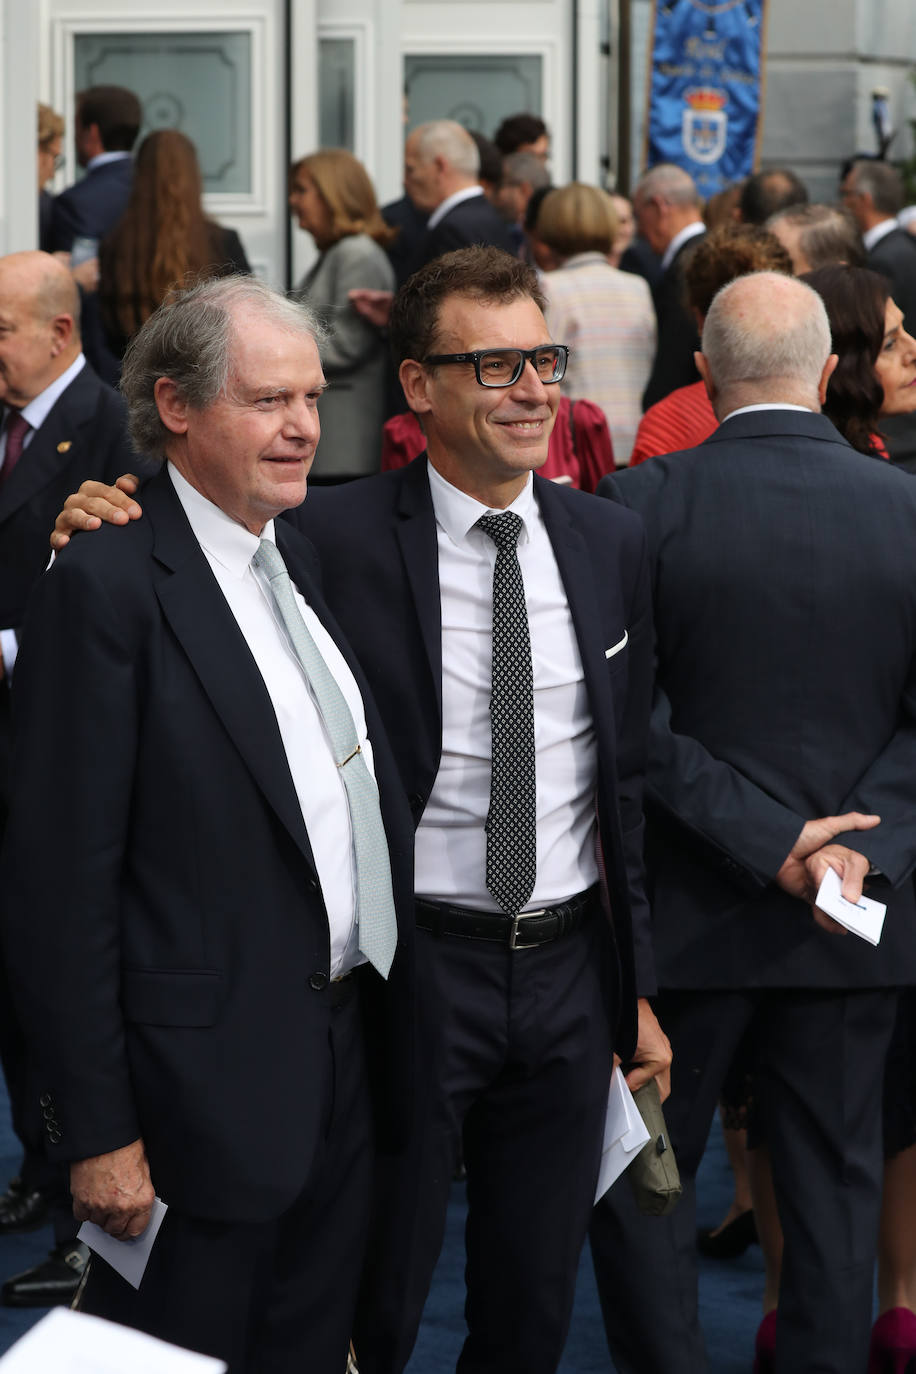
[534,477,617,766]
[144,472,319,876]
[0,367,97,526]
[393,458,443,721]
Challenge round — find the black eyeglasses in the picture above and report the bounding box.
[422,345,569,388]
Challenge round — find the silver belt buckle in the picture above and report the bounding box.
[509,907,546,950]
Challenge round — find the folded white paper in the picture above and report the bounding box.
[594,1066,651,1203]
[815,866,886,946]
[78,1196,168,1290]
[0,1308,226,1371]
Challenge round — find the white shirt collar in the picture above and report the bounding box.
[18,354,86,431]
[722,403,814,422]
[427,185,485,231]
[426,458,535,547]
[863,218,898,251]
[168,462,274,578]
[661,220,705,272]
[86,150,132,173]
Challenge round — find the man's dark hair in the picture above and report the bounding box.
[801,265,890,457]
[468,131,503,188]
[524,183,554,234]
[76,86,142,152]
[739,168,808,225]
[390,245,545,367]
[493,113,548,157]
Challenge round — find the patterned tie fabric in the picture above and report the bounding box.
[0,411,30,487]
[476,512,537,916]
[254,538,397,979]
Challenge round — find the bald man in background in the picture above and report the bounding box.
[0,250,142,1308]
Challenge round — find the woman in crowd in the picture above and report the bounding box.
[96,129,250,379]
[37,103,64,253]
[629,224,793,465]
[289,148,395,482]
[536,182,655,464]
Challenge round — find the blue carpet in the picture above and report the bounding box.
[0,1079,766,1368]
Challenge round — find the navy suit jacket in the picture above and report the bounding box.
[48,158,133,253]
[289,457,656,1060]
[867,225,916,335]
[414,193,514,273]
[1,466,415,1221]
[642,230,705,411]
[600,409,916,990]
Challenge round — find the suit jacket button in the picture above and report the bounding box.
[309,972,328,991]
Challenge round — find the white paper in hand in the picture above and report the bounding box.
[78,1196,168,1290]
[594,1066,651,1203]
[815,867,886,946]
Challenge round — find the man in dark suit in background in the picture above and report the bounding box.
[54,246,671,1374]
[590,271,916,1374]
[633,163,706,410]
[48,85,140,254]
[1,275,414,1372]
[0,249,141,1308]
[841,159,916,333]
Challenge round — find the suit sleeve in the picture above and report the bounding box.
[830,664,916,885]
[602,470,805,888]
[1,551,143,1163]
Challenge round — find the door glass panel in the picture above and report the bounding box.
[404,54,542,135]
[318,37,356,151]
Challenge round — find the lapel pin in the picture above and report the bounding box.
[57,441,72,453]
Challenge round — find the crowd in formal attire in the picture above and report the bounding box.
[2,80,916,1374]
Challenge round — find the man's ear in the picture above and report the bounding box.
[695,351,716,405]
[399,359,433,415]
[154,377,189,435]
[49,314,74,357]
[818,353,839,407]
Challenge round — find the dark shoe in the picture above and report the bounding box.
[696,1207,757,1258]
[0,1176,50,1234]
[1,1241,89,1308]
[868,1308,916,1374]
[752,1310,777,1374]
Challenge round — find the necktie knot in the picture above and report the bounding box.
[254,537,287,581]
[477,511,523,553]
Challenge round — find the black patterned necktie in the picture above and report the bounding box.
[476,512,536,916]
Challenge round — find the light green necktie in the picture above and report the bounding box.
[254,538,397,979]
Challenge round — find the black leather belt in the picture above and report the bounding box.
[415,885,598,950]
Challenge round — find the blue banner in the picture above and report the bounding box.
[645,0,768,198]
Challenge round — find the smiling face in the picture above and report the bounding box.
[404,293,560,507]
[158,308,326,533]
[874,297,916,416]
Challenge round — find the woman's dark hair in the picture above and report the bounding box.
[99,129,228,341]
[801,265,889,456]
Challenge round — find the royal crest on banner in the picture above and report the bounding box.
[644,0,769,197]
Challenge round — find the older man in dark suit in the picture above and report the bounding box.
[1,275,414,1372]
[841,159,916,334]
[590,271,916,1374]
[0,249,142,1307]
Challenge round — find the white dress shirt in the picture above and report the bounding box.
[427,185,486,231]
[863,218,898,252]
[660,220,705,272]
[169,465,372,977]
[0,354,87,676]
[414,463,599,910]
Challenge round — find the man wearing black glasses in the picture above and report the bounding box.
[52,245,670,1374]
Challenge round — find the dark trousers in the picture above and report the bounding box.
[80,984,372,1374]
[590,987,898,1374]
[355,916,614,1374]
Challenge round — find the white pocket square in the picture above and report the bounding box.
[605,631,629,660]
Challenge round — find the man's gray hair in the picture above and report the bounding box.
[502,151,551,191]
[702,272,831,394]
[414,120,479,178]
[766,203,865,269]
[848,159,905,216]
[633,162,701,208]
[120,275,325,461]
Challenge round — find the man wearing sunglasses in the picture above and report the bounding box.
[51,245,670,1374]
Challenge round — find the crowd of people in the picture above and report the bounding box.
[1,78,916,1374]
